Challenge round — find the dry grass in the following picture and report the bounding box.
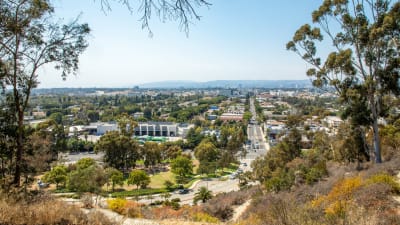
[0,195,113,225]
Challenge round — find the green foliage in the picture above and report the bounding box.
[366,173,400,193]
[75,158,96,170]
[195,139,220,163]
[111,188,167,198]
[42,165,67,189]
[264,169,294,192]
[142,142,162,168]
[185,127,204,149]
[170,156,193,178]
[288,0,400,163]
[193,186,213,204]
[332,124,370,163]
[0,0,90,186]
[163,198,181,210]
[105,167,124,192]
[163,180,174,190]
[192,212,220,223]
[67,165,107,194]
[95,131,140,172]
[127,170,150,189]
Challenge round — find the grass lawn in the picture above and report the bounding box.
[149,170,176,189]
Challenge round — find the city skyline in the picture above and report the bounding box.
[38,1,326,88]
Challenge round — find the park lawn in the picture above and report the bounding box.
[149,170,176,189]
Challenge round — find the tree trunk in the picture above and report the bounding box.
[370,99,382,163]
[372,118,382,163]
[13,110,24,186]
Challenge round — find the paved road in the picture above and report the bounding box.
[59,152,104,165]
[138,178,239,205]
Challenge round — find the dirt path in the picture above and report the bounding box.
[83,208,160,225]
[231,199,251,222]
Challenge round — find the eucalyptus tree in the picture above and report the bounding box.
[98,0,211,34]
[95,114,140,172]
[287,0,399,163]
[0,0,90,186]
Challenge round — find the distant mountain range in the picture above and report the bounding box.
[138,80,312,89]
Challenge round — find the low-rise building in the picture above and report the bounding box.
[220,113,243,122]
[134,122,178,137]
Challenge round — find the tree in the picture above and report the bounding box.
[143,107,152,120]
[76,158,96,170]
[95,114,140,172]
[287,1,400,163]
[164,180,174,190]
[105,167,124,192]
[42,165,67,189]
[193,186,213,204]
[142,142,162,169]
[195,139,220,174]
[0,0,90,186]
[95,131,140,172]
[194,139,220,162]
[170,156,193,178]
[127,170,150,190]
[186,127,204,148]
[67,165,107,194]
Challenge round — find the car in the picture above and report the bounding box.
[242,162,247,167]
[178,189,189,194]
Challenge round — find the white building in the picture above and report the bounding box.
[96,123,118,135]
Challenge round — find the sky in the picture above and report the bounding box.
[38,0,324,88]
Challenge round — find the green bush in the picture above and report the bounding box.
[192,212,220,223]
[366,173,400,193]
[265,170,294,192]
[111,188,167,198]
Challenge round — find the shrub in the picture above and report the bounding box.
[366,173,400,193]
[163,199,181,210]
[107,198,127,214]
[311,176,363,218]
[202,200,233,221]
[264,170,294,192]
[124,201,143,218]
[192,212,220,223]
[81,193,94,208]
[111,188,167,198]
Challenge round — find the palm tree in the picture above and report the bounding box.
[193,187,213,204]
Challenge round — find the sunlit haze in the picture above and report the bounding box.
[38,0,323,88]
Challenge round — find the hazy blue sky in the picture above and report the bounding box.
[38,0,324,88]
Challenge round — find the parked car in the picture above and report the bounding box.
[178,189,189,194]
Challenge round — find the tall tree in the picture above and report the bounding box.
[0,0,90,186]
[127,169,150,190]
[142,141,162,169]
[287,0,399,163]
[170,155,193,178]
[95,131,140,172]
[95,114,140,172]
